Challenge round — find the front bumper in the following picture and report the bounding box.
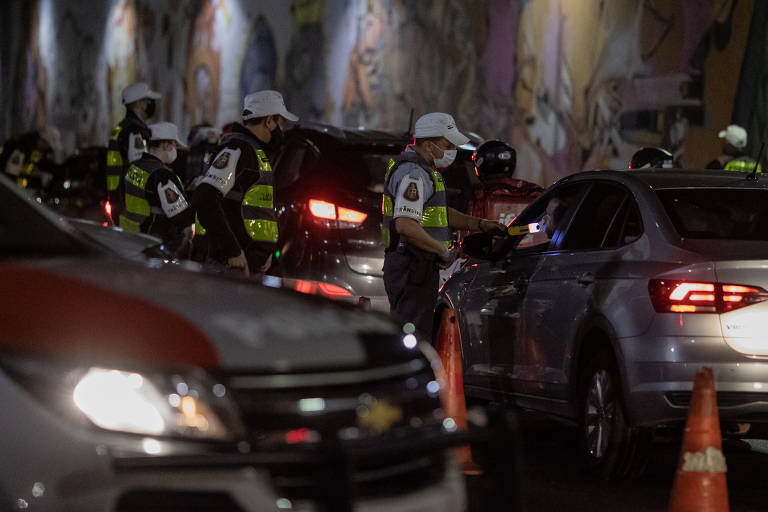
[618,334,768,428]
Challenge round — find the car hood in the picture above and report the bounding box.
[0,258,406,373]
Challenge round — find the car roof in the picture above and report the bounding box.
[291,121,410,147]
[563,169,768,190]
[289,121,482,151]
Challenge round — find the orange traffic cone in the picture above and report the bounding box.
[434,308,481,475]
[668,367,729,512]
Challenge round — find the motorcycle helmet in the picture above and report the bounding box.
[628,147,674,169]
[473,140,517,179]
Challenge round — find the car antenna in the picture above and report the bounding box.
[407,108,414,138]
[747,140,765,181]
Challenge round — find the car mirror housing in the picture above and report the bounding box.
[462,232,494,259]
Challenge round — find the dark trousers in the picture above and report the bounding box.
[383,248,440,343]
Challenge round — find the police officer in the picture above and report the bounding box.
[118,122,195,257]
[106,82,161,222]
[705,124,759,171]
[382,113,506,341]
[192,90,297,277]
[0,126,60,190]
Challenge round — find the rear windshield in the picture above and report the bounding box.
[313,149,398,194]
[656,188,768,240]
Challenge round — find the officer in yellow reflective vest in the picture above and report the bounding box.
[192,90,298,276]
[382,113,505,342]
[119,122,195,257]
[106,83,161,222]
[0,128,59,190]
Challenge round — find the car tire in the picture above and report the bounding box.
[578,348,652,480]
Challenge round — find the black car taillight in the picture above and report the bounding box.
[648,279,768,314]
[308,199,367,229]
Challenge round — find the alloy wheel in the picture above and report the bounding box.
[584,369,616,459]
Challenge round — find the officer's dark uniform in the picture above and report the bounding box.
[381,149,451,341]
[118,153,195,256]
[191,123,278,273]
[106,110,151,220]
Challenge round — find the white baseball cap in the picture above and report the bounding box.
[242,90,298,122]
[122,82,161,105]
[149,122,185,147]
[414,112,469,147]
[718,124,747,149]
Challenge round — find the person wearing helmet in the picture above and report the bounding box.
[628,147,674,169]
[192,90,297,276]
[105,82,161,223]
[473,139,517,178]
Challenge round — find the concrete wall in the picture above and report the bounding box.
[0,0,760,185]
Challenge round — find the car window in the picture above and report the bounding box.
[0,178,89,258]
[656,188,768,240]
[274,140,316,190]
[601,197,643,248]
[560,182,628,251]
[495,182,587,256]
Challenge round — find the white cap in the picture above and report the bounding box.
[149,122,185,147]
[414,112,469,147]
[242,90,298,122]
[121,82,161,105]
[718,124,747,149]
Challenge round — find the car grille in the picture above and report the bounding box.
[666,391,768,408]
[116,490,245,511]
[225,358,448,500]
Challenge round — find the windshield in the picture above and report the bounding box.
[0,177,90,258]
[313,149,397,194]
[656,188,768,240]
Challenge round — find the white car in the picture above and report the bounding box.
[0,175,465,511]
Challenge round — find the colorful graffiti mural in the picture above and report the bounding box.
[1,0,763,187]
[12,0,47,134]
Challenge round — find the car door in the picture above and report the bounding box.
[520,181,639,401]
[461,183,588,398]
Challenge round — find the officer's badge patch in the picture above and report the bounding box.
[403,182,419,201]
[213,152,230,169]
[164,187,180,203]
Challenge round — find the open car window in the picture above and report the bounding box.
[492,182,588,257]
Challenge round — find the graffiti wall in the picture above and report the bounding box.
[0,0,761,185]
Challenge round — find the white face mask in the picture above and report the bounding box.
[434,148,457,168]
[166,147,178,165]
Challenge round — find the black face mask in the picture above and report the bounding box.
[265,122,284,155]
[145,99,157,119]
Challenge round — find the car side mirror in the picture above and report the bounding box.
[462,232,494,259]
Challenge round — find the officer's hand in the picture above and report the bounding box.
[438,247,456,269]
[479,219,507,234]
[227,251,250,277]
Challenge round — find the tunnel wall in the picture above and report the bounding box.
[0,0,758,185]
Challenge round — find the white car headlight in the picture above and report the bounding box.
[71,367,242,440]
[2,357,243,441]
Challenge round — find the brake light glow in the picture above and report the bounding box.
[290,279,353,299]
[317,282,353,297]
[309,199,336,220]
[649,279,768,314]
[308,199,367,228]
[338,206,367,224]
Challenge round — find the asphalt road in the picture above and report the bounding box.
[467,412,768,511]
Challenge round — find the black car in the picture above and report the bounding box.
[272,122,479,311]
